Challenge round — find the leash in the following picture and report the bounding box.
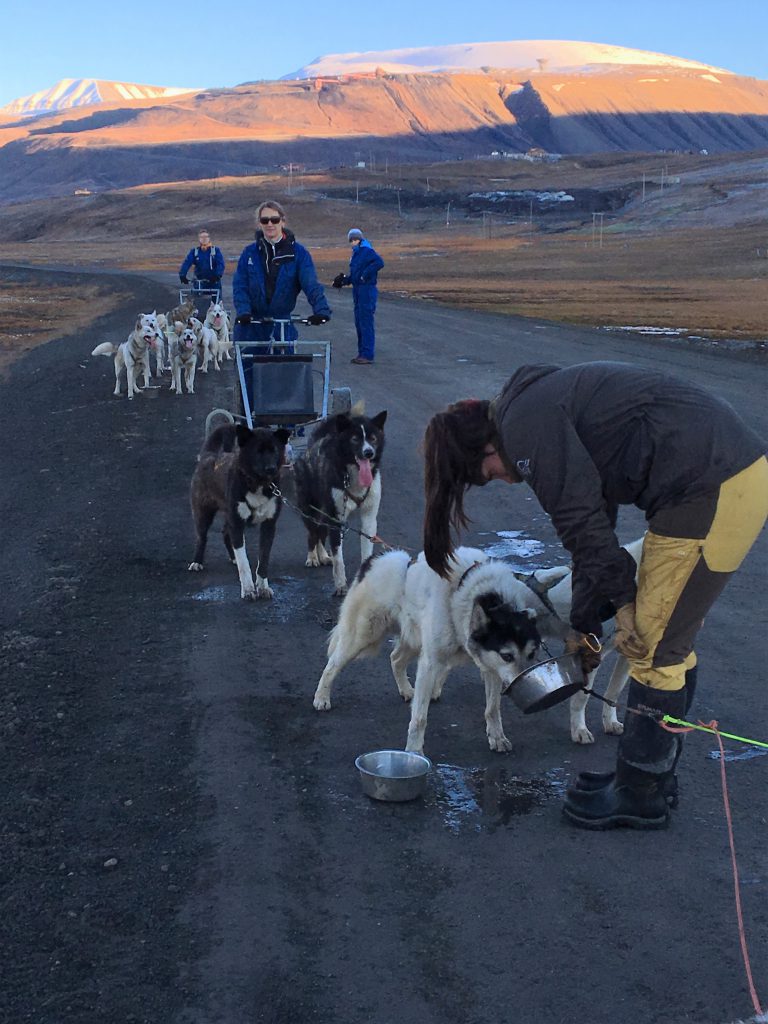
[583,684,766,1016]
[271,484,410,553]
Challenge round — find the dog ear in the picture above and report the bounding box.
[469,599,490,638]
[273,428,291,445]
[371,410,387,429]
[235,424,253,447]
[351,399,366,416]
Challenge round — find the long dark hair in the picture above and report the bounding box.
[423,399,497,578]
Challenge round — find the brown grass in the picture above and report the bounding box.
[1,154,766,351]
[0,282,129,375]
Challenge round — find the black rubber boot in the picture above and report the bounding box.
[562,679,687,830]
[573,666,697,807]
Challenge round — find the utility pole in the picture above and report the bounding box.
[355,181,359,204]
[397,189,402,217]
[642,172,646,202]
[426,177,430,192]
[446,201,451,227]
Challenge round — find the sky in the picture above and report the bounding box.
[2,0,766,109]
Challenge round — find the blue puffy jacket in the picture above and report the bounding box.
[233,230,331,329]
[346,239,384,286]
[179,244,225,283]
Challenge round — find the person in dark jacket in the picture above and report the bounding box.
[232,201,330,347]
[332,228,384,364]
[179,229,225,299]
[422,362,767,831]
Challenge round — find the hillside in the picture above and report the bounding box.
[0,66,766,204]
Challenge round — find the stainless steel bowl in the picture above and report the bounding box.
[354,749,432,802]
[505,653,586,714]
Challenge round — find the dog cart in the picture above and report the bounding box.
[204,316,351,461]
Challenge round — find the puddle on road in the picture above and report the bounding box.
[477,530,545,567]
[431,763,568,833]
[707,747,767,763]
[188,576,309,622]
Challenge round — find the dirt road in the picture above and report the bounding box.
[1,266,766,1024]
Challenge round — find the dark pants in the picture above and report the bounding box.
[353,284,377,361]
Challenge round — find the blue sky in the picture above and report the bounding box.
[2,0,765,108]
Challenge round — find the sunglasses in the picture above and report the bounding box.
[259,216,282,225]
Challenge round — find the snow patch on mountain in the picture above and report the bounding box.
[284,39,735,79]
[2,78,198,119]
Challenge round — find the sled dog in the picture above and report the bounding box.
[91,312,159,398]
[293,406,387,596]
[313,546,567,753]
[188,423,290,600]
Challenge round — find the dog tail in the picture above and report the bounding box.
[91,342,117,357]
[202,423,237,454]
[328,549,411,659]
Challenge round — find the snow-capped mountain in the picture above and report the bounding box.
[2,78,198,119]
[283,39,735,79]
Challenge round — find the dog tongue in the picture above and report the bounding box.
[357,458,373,487]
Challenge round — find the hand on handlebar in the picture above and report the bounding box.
[306,314,329,326]
[234,313,252,325]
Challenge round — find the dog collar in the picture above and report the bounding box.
[456,560,483,589]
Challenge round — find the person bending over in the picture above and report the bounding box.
[422,361,767,831]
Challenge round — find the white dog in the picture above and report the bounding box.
[313,547,567,754]
[203,300,232,369]
[313,538,644,754]
[168,320,198,395]
[526,536,644,744]
[91,312,159,398]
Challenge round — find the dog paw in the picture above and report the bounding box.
[255,584,274,599]
[572,726,596,745]
[313,696,332,711]
[188,562,204,572]
[333,585,348,598]
[399,686,414,702]
[241,588,257,601]
[603,718,624,736]
[305,554,321,568]
[488,735,512,753]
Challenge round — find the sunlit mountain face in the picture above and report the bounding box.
[1,78,197,119]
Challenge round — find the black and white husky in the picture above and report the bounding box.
[313,546,567,754]
[293,407,387,596]
[188,423,290,599]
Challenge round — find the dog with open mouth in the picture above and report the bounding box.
[168,320,198,395]
[91,311,160,398]
[293,405,387,595]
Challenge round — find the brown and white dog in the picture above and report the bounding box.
[91,312,160,398]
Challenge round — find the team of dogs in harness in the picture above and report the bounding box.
[91,301,638,757]
[91,297,233,399]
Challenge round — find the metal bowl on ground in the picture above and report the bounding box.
[354,749,432,802]
[505,653,587,714]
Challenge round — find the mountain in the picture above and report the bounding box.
[1,78,198,119]
[283,39,733,79]
[0,43,766,204]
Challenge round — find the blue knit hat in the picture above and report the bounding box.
[347,228,364,242]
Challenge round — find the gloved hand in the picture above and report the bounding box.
[307,313,329,326]
[614,603,649,660]
[234,313,252,326]
[332,273,346,289]
[179,275,189,284]
[565,629,602,676]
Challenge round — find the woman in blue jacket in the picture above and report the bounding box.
[333,228,384,365]
[232,201,330,347]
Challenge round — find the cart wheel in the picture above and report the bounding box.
[330,386,352,416]
[204,408,235,439]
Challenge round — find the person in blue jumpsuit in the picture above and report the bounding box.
[332,228,384,365]
[232,201,330,350]
[179,229,225,299]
